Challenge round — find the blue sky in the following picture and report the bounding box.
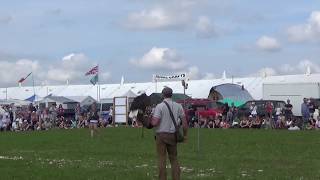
[0,0,320,87]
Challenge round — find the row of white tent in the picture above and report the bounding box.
[0,73,319,102]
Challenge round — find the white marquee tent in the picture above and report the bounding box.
[0,73,319,101]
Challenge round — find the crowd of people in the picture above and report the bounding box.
[0,98,319,132]
[0,103,113,132]
[188,98,320,131]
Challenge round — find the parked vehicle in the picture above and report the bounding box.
[310,98,320,108]
[263,83,320,116]
[238,100,286,117]
[176,98,223,123]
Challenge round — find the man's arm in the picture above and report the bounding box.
[179,105,188,137]
[151,116,160,127]
[151,104,161,127]
[182,115,188,137]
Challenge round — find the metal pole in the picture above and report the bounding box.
[197,112,200,154]
[32,72,36,102]
[155,80,158,93]
[183,85,186,109]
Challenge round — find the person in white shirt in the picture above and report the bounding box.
[250,102,257,117]
[275,107,282,116]
[313,108,319,121]
[12,120,18,131]
[315,116,320,130]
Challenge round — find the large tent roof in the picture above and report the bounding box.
[39,96,78,104]
[0,73,319,101]
[211,83,253,102]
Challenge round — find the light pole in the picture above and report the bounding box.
[181,80,188,108]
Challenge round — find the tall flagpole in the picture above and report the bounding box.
[98,64,101,102]
[31,72,36,102]
[98,64,102,115]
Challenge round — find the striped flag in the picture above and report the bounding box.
[18,72,32,83]
[85,65,99,76]
[90,74,99,86]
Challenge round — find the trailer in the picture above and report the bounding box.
[263,83,320,116]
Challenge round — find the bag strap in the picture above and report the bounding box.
[163,101,179,131]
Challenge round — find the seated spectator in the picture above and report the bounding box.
[288,122,300,131]
[313,107,319,121]
[0,116,3,131]
[240,117,250,128]
[59,120,67,129]
[232,116,240,128]
[70,118,77,129]
[2,113,10,131]
[276,115,286,129]
[77,116,84,128]
[43,119,52,130]
[315,116,320,130]
[11,120,18,131]
[206,117,214,128]
[261,118,272,129]
[285,119,293,129]
[214,116,221,128]
[251,117,262,129]
[306,117,316,130]
[199,115,208,128]
[220,120,230,129]
[16,114,23,130]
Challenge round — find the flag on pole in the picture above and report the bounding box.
[85,65,99,76]
[90,74,99,86]
[18,72,32,83]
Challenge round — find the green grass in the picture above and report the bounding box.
[0,128,319,180]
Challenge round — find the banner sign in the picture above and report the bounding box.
[153,73,187,82]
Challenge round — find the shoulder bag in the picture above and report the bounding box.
[163,101,184,143]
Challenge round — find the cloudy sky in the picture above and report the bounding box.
[0,0,320,87]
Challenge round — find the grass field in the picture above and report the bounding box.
[0,128,319,180]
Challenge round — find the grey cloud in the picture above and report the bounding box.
[0,15,13,25]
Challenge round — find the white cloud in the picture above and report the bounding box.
[196,16,217,38]
[287,11,320,42]
[186,66,200,79]
[256,36,281,52]
[0,53,112,87]
[254,60,320,77]
[279,64,296,74]
[279,60,320,74]
[180,66,216,80]
[130,47,187,70]
[257,67,277,77]
[47,53,91,83]
[101,72,111,82]
[296,59,320,73]
[0,15,13,25]
[203,72,215,79]
[125,8,189,30]
[0,59,41,85]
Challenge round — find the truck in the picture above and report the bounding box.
[176,98,223,124]
[262,83,320,116]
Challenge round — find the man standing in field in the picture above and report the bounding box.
[301,98,310,128]
[151,87,188,180]
[284,99,293,121]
